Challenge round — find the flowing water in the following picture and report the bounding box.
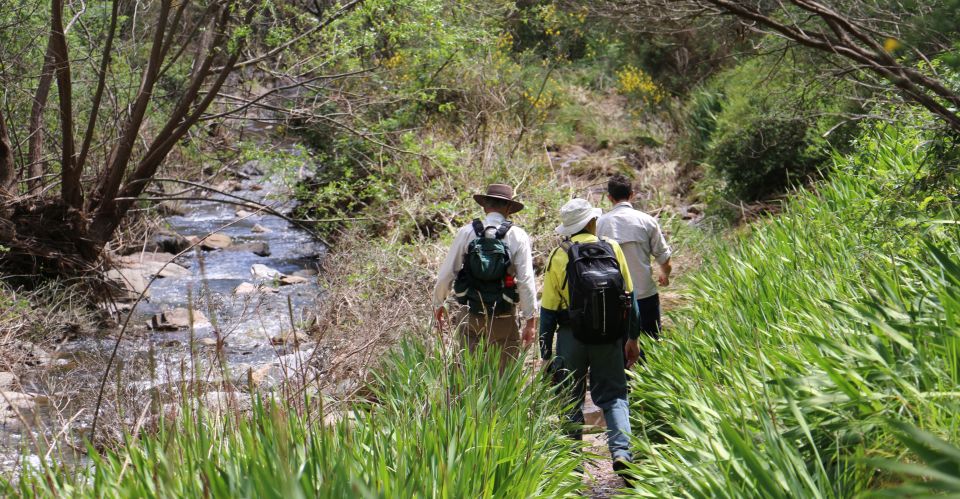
[1,136,326,472]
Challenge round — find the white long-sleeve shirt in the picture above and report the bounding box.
[432,212,537,320]
[597,202,672,299]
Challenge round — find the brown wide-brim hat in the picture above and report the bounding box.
[473,183,525,214]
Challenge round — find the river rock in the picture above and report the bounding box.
[105,268,151,298]
[199,233,232,250]
[279,275,310,286]
[291,269,318,278]
[234,282,257,294]
[0,372,17,390]
[215,179,243,192]
[150,308,211,330]
[1,392,36,412]
[198,337,220,347]
[251,224,271,234]
[144,232,191,254]
[118,252,179,265]
[251,264,282,279]
[235,209,257,218]
[229,242,271,257]
[270,331,310,346]
[122,260,191,278]
[249,364,283,388]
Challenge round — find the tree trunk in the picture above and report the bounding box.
[0,110,15,202]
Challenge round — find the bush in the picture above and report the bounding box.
[681,55,858,202]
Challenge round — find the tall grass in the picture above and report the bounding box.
[626,124,960,497]
[6,342,583,498]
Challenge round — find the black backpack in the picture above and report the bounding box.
[453,219,519,314]
[562,238,630,344]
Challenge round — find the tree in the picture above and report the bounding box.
[597,0,960,134]
[0,0,361,276]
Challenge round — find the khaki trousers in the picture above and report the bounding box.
[454,308,521,368]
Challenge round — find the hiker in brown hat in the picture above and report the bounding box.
[432,184,537,366]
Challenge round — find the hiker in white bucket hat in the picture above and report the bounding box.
[555,198,603,236]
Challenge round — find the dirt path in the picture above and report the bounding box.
[584,432,628,498]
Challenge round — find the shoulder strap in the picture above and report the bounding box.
[471,219,485,237]
[495,221,512,239]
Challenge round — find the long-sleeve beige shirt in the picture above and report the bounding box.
[597,202,672,300]
[432,212,538,320]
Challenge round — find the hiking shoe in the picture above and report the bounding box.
[612,457,635,486]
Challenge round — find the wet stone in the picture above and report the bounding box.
[150,308,211,330]
[199,233,232,250]
[234,282,257,294]
[279,275,310,286]
[251,224,271,234]
[270,331,310,346]
[251,264,282,279]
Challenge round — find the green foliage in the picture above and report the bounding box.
[8,342,583,497]
[682,55,858,202]
[624,121,960,496]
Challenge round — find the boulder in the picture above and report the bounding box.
[199,233,232,250]
[197,337,221,347]
[251,224,271,234]
[150,308,211,330]
[234,282,257,294]
[105,268,151,298]
[235,209,256,218]
[118,252,179,265]
[122,260,191,279]
[279,275,310,286]
[251,264,282,279]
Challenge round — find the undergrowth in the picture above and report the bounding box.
[7,342,583,498]
[626,120,960,496]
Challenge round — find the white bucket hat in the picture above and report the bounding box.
[555,198,602,236]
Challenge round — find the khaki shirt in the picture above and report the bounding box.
[597,202,671,299]
[432,212,537,320]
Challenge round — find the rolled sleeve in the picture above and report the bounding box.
[650,222,672,265]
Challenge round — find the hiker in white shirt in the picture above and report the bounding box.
[432,184,537,366]
[596,174,672,340]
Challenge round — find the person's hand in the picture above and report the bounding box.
[434,307,447,333]
[658,274,670,287]
[624,339,641,368]
[521,320,536,348]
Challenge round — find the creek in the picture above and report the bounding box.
[1,138,326,472]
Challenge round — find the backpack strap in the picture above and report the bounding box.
[495,221,512,239]
[471,219,485,237]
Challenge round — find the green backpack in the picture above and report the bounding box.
[453,219,519,314]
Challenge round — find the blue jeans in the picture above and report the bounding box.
[553,327,632,461]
